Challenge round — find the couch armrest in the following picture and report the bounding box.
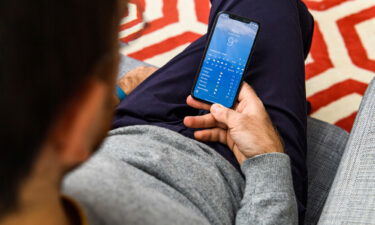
[318,78,375,225]
[305,118,348,225]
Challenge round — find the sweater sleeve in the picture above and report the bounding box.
[235,153,298,225]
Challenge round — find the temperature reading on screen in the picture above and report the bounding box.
[227,36,239,47]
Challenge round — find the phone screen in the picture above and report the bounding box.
[192,13,259,108]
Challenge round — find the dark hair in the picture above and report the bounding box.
[0,0,121,216]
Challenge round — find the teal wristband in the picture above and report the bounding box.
[116,85,127,101]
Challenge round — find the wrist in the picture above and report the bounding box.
[117,78,131,95]
[241,153,294,193]
[115,85,127,102]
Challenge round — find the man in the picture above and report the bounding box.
[0,0,313,224]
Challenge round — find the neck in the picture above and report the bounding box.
[0,147,74,225]
[0,190,71,225]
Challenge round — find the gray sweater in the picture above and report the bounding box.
[63,125,297,225]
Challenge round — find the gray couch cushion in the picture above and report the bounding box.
[318,78,375,225]
[305,118,349,225]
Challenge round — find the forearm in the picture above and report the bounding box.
[113,66,158,106]
[235,153,298,225]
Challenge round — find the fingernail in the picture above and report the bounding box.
[211,104,222,113]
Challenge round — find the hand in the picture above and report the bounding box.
[117,66,157,95]
[184,82,284,165]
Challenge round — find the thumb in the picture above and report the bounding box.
[210,104,237,127]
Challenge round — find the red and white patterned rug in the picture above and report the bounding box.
[119,0,375,132]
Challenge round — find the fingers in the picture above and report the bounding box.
[187,83,259,111]
[210,104,238,128]
[184,114,216,128]
[236,82,266,115]
[238,82,259,102]
[186,95,211,111]
[194,128,227,145]
[184,114,227,129]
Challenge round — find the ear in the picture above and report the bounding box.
[47,78,110,168]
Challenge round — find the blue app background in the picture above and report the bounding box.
[193,13,258,108]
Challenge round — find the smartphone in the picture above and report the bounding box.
[191,12,259,108]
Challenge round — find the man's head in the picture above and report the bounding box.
[0,0,122,217]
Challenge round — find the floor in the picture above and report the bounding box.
[119,0,375,132]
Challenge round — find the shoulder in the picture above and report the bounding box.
[63,156,208,225]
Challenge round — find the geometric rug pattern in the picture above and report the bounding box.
[119,0,375,132]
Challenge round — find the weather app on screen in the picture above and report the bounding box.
[193,13,258,108]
